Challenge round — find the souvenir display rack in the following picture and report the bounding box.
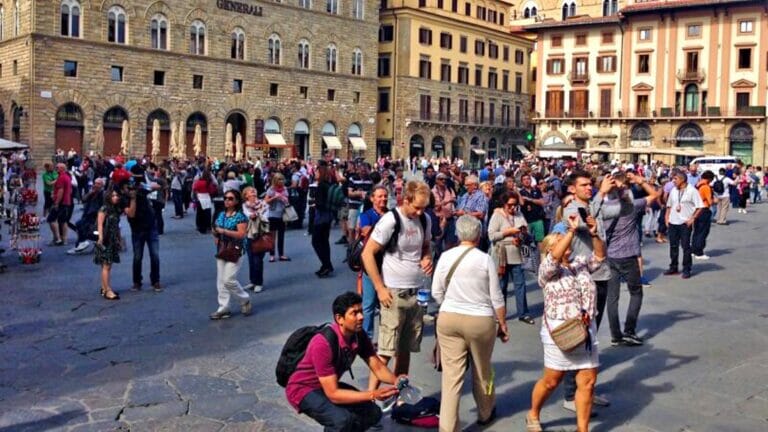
[10,183,42,265]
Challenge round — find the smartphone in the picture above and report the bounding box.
[577,207,589,223]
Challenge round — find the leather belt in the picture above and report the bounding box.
[395,288,418,298]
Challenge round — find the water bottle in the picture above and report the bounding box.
[396,376,423,404]
[416,287,430,307]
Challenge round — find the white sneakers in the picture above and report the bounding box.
[693,254,711,260]
[66,241,91,255]
[244,283,263,293]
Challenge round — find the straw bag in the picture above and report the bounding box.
[545,314,587,352]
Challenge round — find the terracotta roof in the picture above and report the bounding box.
[621,0,757,14]
[523,15,621,31]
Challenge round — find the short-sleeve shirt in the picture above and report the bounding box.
[667,184,705,225]
[53,172,73,206]
[359,208,383,231]
[519,187,544,222]
[603,196,647,259]
[285,323,375,411]
[371,208,431,289]
[215,211,248,230]
[43,171,58,193]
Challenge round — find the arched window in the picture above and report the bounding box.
[523,8,530,18]
[562,4,568,20]
[0,6,5,40]
[189,20,206,55]
[322,121,337,136]
[351,48,363,75]
[531,6,537,16]
[108,6,126,44]
[684,84,699,115]
[299,0,312,8]
[150,14,168,50]
[265,117,281,134]
[353,0,364,19]
[569,2,576,17]
[298,39,310,69]
[348,123,362,137]
[602,0,617,16]
[326,0,338,14]
[60,0,80,37]
[268,34,281,65]
[231,27,245,60]
[326,44,337,72]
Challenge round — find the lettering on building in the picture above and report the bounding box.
[216,0,263,16]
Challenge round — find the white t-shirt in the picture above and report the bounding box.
[371,208,432,289]
[667,184,705,225]
[715,175,734,199]
[431,246,504,317]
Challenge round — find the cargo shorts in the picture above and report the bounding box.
[377,288,424,358]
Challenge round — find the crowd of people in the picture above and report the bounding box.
[1,147,767,430]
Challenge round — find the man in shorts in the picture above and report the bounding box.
[48,163,74,246]
[362,180,433,393]
[519,173,546,245]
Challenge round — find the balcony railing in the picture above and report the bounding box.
[676,69,706,83]
[407,111,524,128]
[568,71,590,85]
[545,110,564,118]
[534,105,766,120]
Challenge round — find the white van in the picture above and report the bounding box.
[691,156,739,175]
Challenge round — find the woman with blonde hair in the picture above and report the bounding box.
[242,186,268,293]
[264,172,290,262]
[527,214,605,432]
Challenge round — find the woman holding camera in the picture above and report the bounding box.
[488,191,534,325]
[527,214,605,432]
[210,189,251,320]
[94,188,125,300]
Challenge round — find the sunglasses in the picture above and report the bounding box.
[505,202,517,207]
[224,196,237,201]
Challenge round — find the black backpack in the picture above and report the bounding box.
[712,177,725,195]
[275,324,354,387]
[347,210,428,273]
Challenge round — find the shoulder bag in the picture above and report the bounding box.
[216,235,243,263]
[247,217,273,254]
[432,246,474,372]
[543,267,588,352]
[282,204,299,223]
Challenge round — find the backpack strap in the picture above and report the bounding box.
[320,325,355,381]
[387,209,402,253]
[445,246,473,288]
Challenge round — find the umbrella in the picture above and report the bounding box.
[193,124,203,156]
[120,120,130,155]
[0,138,29,151]
[235,132,243,161]
[151,119,160,159]
[169,121,178,159]
[178,121,187,158]
[225,123,233,158]
[93,123,104,154]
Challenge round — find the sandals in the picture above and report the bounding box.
[103,290,120,300]
[526,415,543,432]
[279,256,291,262]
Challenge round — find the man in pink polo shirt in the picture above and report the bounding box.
[286,292,403,431]
[48,163,74,246]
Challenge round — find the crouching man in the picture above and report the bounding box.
[285,292,404,431]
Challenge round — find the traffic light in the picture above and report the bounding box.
[526,131,534,143]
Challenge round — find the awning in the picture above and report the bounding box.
[265,133,287,146]
[322,136,342,150]
[588,147,707,156]
[0,138,29,151]
[471,148,486,155]
[516,145,531,155]
[539,149,578,158]
[349,137,367,151]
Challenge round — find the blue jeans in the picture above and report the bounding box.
[298,382,382,432]
[171,190,184,217]
[246,240,265,285]
[501,264,529,317]
[131,228,160,285]
[361,273,378,340]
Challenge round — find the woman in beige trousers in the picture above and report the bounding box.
[432,215,509,431]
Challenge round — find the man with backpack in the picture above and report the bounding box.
[362,180,433,394]
[713,168,734,225]
[283,292,402,432]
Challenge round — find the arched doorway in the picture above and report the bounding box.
[145,109,171,157]
[675,122,704,165]
[103,106,128,156]
[55,103,84,156]
[186,112,208,156]
[348,123,365,159]
[11,103,22,142]
[294,120,310,160]
[431,136,445,158]
[451,137,464,160]
[729,123,753,165]
[684,84,699,116]
[321,121,340,156]
[0,105,5,139]
[409,135,424,158]
[225,111,247,151]
[265,117,282,159]
[597,141,611,162]
[488,138,497,160]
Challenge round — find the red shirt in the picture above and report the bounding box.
[112,167,131,185]
[285,323,375,411]
[54,171,73,206]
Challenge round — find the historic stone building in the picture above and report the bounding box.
[377,0,533,166]
[0,0,379,161]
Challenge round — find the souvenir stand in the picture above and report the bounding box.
[9,168,41,266]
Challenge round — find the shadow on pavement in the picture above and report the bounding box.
[0,410,86,432]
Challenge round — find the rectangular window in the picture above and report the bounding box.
[514,49,524,65]
[569,90,589,117]
[379,24,394,42]
[600,88,612,117]
[687,24,702,38]
[459,99,469,123]
[736,92,750,112]
[551,35,562,47]
[638,28,651,41]
[514,105,521,128]
[233,79,243,93]
[638,54,650,73]
[419,94,431,120]
[488,103,495,125]
[575,33,587,45]
[573,57,588,76]
[440,32,452,49]
[440,61,451,82]
[545,90,564,117]
[546,58,564,75]
[488,42,498,59]
[739,20,754,33]
[193,74,203,89]
[13,60,18,76]
[465,3,471,16]
[597,55,616,73]
[636,95,649,116]
[353,91,360,104]
[419,28,433,45]
[419,0,426,7]
[439,97,451,122]
[270,83,279,96]
[475,39,485,56]
[452,0,458,12]
[458,64,469,84]
[515,73,522,94]
[503,45,510,61]
[686,51,699,71]
[474,66,482,87]
[378,54,391,77]
[488,69,497,89]
[738,48,752,69]
[437,0,444,8]
[602,32,614,44]
[474,101,485,124]
[459,36,468,53]
[378,87,390,112]
[153,70,165,86]
[419,56,432,79]
[300,86,308,99]
[110,65,123,82]
[327,89,335,101]
[502,71,509,91]
[64,60,78,77]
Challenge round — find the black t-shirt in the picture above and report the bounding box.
[123,192,156,232]
[519,187,545,222]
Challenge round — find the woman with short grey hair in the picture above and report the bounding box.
[432,215,508,430]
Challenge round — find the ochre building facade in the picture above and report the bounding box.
[0,0,379,161]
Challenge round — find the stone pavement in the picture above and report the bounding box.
[0,201,766,431]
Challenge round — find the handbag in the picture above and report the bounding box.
[493,242,507,276]
[249,232,274,254]
[282,205,299,223]
[545,314,588,353]
[432,246,474,372]
[216,236,243,263]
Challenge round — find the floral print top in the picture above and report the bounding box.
[538,253,603,320]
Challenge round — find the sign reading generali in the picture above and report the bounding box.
[217,0,263,16]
